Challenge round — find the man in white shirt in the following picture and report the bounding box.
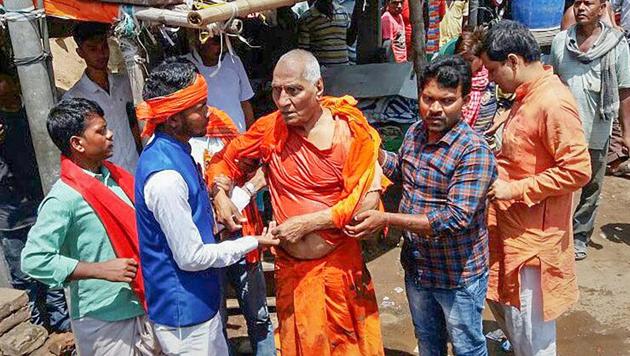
[186,33,255,132]
[64,22,141,173]
[134,58,278,355]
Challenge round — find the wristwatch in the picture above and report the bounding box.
[243,182,256,197]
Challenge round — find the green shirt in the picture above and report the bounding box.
[21,166,144,322]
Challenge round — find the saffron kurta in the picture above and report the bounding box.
[487,68,592,321]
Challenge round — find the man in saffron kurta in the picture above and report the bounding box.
[481,21,592,356]
[209,49,387,355]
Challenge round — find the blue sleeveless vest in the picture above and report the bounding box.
[134,132,220,327]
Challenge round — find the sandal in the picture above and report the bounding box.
[574,250,588,261]
[574,244,588,261]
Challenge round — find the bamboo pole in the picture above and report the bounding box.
[133,6,195,28]
[188,0,299,27]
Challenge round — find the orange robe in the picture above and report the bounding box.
[208,96,387,355]
[487,68,592,321]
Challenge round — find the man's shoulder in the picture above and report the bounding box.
[62,79,86,99]
[111,72,131,85]
[550,30,569,53]
[539,75,577,103]
[222,54,246,70]
[456,124,492,153]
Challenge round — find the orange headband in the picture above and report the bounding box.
[136,74,208,137]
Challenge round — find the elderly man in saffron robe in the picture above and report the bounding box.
[209,49,388,356]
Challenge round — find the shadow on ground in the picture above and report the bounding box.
[600,223,630,246]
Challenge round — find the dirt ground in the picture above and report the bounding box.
[227,175,630,355]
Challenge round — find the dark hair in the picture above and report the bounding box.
[314,0,334,18]
[142,57,198,101]
[420,55,472,97]
[47,98,104,156]
[72,22,109,47]
[455,26,487,58]
[481,20,541,63]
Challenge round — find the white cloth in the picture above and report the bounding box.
[488,267,557,356]
[143,170,258,271]
[185,52,254,132]
[63,72,139,173]
[189,136,225,175]
[71,315,160,356]
[153,310,228,355]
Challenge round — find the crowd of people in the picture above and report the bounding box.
[0,0,628,355]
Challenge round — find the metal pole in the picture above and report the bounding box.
[409,0,427,86]
[5,0,60,193]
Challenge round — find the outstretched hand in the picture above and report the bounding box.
[213,191,247,232]
[256,221,281,246]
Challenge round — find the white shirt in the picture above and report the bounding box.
[143,170,258,271]
[189,136,225,176]
[186,52,254,132]
[64,72,139,173]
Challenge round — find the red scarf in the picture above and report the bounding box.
[59,156,146,310]
[462,66,490,127]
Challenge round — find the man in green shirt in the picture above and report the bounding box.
[21,98,158,355]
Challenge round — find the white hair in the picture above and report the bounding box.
[278,49,321,84]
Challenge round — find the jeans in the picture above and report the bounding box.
[0,227,71,332]
[222,258,275,356]
[405,272,489,356]
[573,144,608,250]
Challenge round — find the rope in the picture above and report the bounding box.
[0,5,49,65]
[0,6,45,29]
[14,51,50,66]
[114,5,149,74]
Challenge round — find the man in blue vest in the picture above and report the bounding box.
[134,58,279,355]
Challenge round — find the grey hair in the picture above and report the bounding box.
[278,49,321,84]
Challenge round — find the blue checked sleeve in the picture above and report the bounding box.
[426,146,497,237]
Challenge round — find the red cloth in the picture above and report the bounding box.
[402,0,412,58]
[461,66,490,127]
[59,156,146,309]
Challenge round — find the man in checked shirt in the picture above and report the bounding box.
[346,55,497,356]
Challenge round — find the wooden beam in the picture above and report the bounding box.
[187,0,299,27]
